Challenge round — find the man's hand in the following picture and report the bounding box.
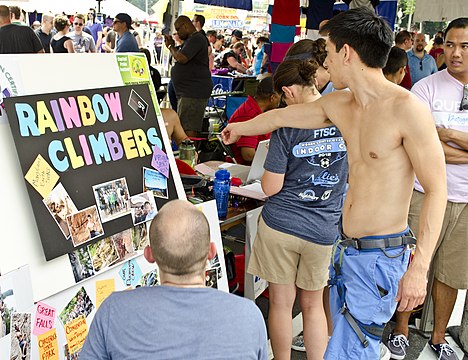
[437,127,451,143]
[221,124,241,144]
[164,34,175,49]
[395,264,428,312]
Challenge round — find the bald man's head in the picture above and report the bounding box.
[149,200,210,276]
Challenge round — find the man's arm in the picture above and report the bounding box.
[221,93,339,144]
[397,97,447,312]
[440,142,468,164]
[164,34,189,64]
[240,147,255,162]
[437,128,468,164]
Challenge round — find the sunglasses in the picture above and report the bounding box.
[74,22,83,26]
[419,61,423,71]
[460,84,468,111]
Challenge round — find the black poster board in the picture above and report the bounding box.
[4,84,178,261]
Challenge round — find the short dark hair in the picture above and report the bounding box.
[9,6,21,19]
[321,7,393,68]
[255,77,277,101]
[444,17,468,39]
[194,14,205,27]
[395,30,412,45]
[383,46,408,75]
[206,30,216,37]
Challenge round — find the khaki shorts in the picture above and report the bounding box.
[247,216,332,291]
[409,190,468,289]
[177,97,208,132]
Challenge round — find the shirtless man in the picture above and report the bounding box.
[222,8,447,359]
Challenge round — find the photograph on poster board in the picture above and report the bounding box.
[92,177,130,223]
[131,223,148,251]
[138,269,159,287]
[129,191,157,225]
[209,253,223,280]
[9,312,31,360]
[111,229,136,262]
[143,166,168,199]
[42,183,78,239]
[205,268,218,289]
[67,206,104,247]
[88,237,120,272]
[64,343,81,360]
[59,287,94,326]
[127,89,149,120]
[0,266,34,339]
[68,247,95,283]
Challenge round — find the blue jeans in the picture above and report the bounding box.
[325,234,411,359]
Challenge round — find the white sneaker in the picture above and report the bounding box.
[380,343,391,360]
[291,335,305,352]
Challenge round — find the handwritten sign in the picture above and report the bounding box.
[65,316,88,354]
[95,279,115,309]
[24,154,59,198]
[37,328,59,360]
[119,259,142,288]
[151,145,169,178]
[33,302,56,336]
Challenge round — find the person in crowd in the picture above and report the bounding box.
[386,17,468,360]
[0,5,44,54]
[407,33,438,86]
[51,15,74,53]
[140,47,161,92]
[69,13,96,53]
[229,29,243,47]
[102,26,116,53]
[81,200,268,359]
[253,36,270,76]
[191,14,206,35]
[154,32,164,62]
[206,29,217,46]
[161,107,191,146]
[249,58,347,360]
[394,30,414,90]
[86,9,103,50]
[214,33,225,53]
[242,36,253,67]
[164,15,213,137]
[222,8,447,359]
[383,46,408,85]
[285,38,335,95]
[429,36,446,70]
[31,20,40,30]
[217,42,251,74]
[228,77,280,165]
[113,13,139,53]
[9,5,23,24]
[34,13,54,53]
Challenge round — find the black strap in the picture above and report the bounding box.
[341,307,369,347]
[340,235,416,250]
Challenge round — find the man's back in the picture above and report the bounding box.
[0,23,43,53]
[81,286,267,359]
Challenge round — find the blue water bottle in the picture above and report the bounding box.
[213,169,231,220]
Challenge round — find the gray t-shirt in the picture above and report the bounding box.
[171,31,213,99]
[81,286,268,360]
[69,31,96,53]
[262,126,348,245]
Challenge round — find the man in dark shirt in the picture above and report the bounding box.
[34,13,54,53]
[0,5,44,54]
[164,16,213,137]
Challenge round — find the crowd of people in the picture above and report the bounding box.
[1,3,467,360]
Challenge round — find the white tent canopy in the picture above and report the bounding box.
[413,0,468,22]
[6,0,148,21]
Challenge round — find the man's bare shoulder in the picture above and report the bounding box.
[319,90,355,124]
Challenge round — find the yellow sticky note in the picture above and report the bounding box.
[24,154,59,198]
[37,328,59,360]
[65,316,88,354]
[95,279,115,309]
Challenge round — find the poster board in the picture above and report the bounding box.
[244,206,268,300]
[0,53,185,301]
[0,50,228,357]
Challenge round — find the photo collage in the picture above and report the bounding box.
[41,171,166,284]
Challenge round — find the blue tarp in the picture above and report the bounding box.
[194,0,253,11]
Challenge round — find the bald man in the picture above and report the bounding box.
[35,13,55,53]
[82,200,268,360]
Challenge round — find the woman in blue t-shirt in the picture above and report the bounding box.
[247,59,348,359]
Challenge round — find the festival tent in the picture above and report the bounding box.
[413,0,468,22]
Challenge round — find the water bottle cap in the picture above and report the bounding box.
[215,169,230,180]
